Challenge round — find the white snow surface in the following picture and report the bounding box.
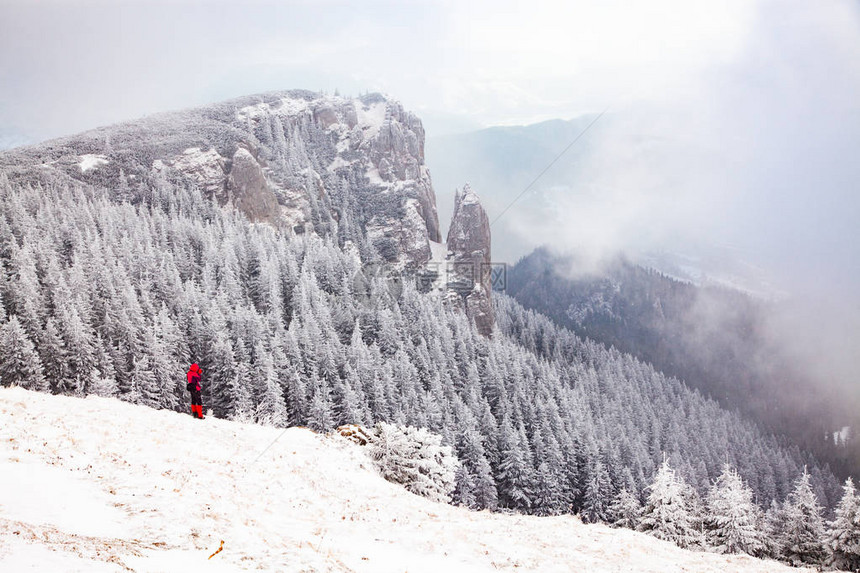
[236,97,311,122]
[0,387,811,573]
[355,100,387,139]
[78,154,109,173]
[326,156,351,173]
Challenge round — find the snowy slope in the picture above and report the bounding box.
[0,388,811,573]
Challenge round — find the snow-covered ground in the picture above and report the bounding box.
[0,387,811,572]
[78,154,109,173]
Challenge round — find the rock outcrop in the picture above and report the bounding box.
[446,185,494,336]
[226,147,281,225]
[233,92,440,268]
[0,90,441,269]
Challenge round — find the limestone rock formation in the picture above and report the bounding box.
[0,90,441,269]
[233,92,440,268]
[226,147,280,225]
[446,184,494,336]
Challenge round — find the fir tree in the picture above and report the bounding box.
[495,420,534,512]
[308,374,334,432]
[0,279,6,323]
[453,462,477,509]
[254,344,288,427]
[58,303,96,394]
[827,477,860,572]
[782,467,827,566]
[282,359,306,427]
[609,487,642,530]
[706,463,763,555]
[131,355,160,409]
[760,499,785,560]
[207,332,238,418]
[639,458,699,548]
[455,425,498,510]
[0,315,47,390]
[39,317,68,392]
[229,338,255,422]
[582,453,613,523]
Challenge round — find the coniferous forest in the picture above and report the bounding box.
[2,172,858,567]
[506,247,860,480]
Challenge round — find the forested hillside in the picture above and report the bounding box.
[0,174,841,520]
[506,247,860,479]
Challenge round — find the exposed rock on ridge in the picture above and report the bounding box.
[0,90,441,269]
[226,147,280,225]
[0,90,500,335]
[446,184,494,336]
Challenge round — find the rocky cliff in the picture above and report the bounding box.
[445,184,494,336]
[0,90,440,269]
[0,90,500,334]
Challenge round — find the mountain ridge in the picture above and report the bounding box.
[1,90,441,269]
[506,246,859,479]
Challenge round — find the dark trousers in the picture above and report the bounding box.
[190,390,202,406]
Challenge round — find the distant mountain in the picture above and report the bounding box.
[0,90,441,269]
[632,246,788,301]
[506,247,860,479]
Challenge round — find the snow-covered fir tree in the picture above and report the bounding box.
[827,477,860,572]
[0,315,47,391]
[495,420,535,512]
[582,451,614,523]
[760,499,785,561]
[609,487,642,530]
[453,424,498,510]
[368,422,457,503]
[781,467,827,567]
[254,343,288,427]
[706,463,763,555]
[638,458,700,548]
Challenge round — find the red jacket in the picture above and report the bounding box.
[187,365,202,392]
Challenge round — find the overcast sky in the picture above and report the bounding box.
[1,0,858,296]
[0,0,814,137]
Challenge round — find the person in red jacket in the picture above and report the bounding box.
[187,363,204,419]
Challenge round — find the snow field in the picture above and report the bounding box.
[78,154,108,173]
[0,387,812,572]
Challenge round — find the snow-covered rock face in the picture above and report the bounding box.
[78,154,108,173]
[167,147,226,196]
[226,147,280,225]
[0,90,441,269]
[150,146,227,200]
[446,184,494,336]
[233,92,441,267]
